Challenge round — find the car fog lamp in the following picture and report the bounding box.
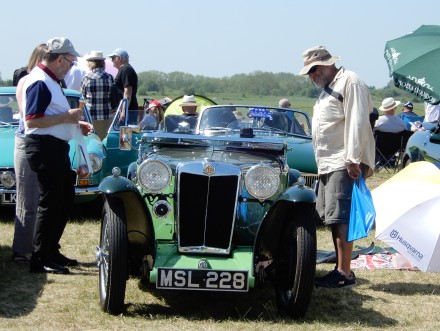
[244,165,279,200]
[1,171,16,189]
[88,153,102,173]
[138,159,172,192]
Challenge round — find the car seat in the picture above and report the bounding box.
[201,108,236,129]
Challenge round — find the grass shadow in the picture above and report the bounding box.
[0,245,46,318]
[306,278,398,327]
[126,284,284,321]
[370,282,440,296]
[120,276,398,326]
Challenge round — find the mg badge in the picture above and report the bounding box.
[203,163,215,175]
[198,259,210,269]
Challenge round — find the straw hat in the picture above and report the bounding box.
[86,51,105,61]
[379,97,401,111]
[179,95,199,107]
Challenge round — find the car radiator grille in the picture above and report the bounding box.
[302,173,319,191]
[177,163,240,255]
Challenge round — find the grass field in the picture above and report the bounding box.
[1,171,440,330]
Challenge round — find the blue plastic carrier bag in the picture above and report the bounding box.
[347,174,376,242]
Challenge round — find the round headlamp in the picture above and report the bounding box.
[1,171,16,189]
[244,165,279,200]
[137,159,172,192]
[88,153,102,173]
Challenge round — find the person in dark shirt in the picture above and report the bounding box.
[398,101,418,118]
[107,48,138,113]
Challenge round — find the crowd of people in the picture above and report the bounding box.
[10,36,204,274]
[10,36,143,274]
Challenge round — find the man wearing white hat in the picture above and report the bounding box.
[179,95,199,116]
[299,45,375,288]
[375,97,407,133]
[81,50,114,139]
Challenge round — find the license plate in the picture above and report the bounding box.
[1,193,17,204]
[157,268,249,292]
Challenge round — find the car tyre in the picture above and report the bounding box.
[274,213,316,319]
[98,199,128,315]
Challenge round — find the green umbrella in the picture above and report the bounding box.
[384,25,440,105]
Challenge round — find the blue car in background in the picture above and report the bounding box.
[0,86,106,207]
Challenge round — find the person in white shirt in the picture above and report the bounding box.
[299,45,375,289]
[375,97,407,133]
[424,102,440,123]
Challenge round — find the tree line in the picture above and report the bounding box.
[0,70,417,102]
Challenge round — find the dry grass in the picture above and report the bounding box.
[1,171,440,330]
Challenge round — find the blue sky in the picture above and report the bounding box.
[1,0,439,89]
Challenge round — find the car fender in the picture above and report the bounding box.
[127,162,137,180]
[254,185,316,259]
[100,175,155,259]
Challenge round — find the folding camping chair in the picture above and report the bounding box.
[374,130,413,172]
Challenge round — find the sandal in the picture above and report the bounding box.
[12,253,29,263]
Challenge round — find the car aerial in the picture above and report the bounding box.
[0,86,106,206]
[403,122,440,168]
[96,111,318,318]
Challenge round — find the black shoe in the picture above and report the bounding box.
[52,252,78,267]
[315,269,356,289]
[30,259,70,274]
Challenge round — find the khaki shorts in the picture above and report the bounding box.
[316,164,369,225]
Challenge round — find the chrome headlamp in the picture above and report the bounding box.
[244,164,279,200]
[88,153,102,173]
[1,171,16,189]
[137,159,172,192]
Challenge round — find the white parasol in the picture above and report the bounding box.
[372,162,440,272]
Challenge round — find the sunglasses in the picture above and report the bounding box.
[308,66,319,74]
[63,56,76,67]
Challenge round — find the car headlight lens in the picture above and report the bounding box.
[137,159,172,192]
[245,165,280,200]
[88,153,102,173]
[1,171,16,189]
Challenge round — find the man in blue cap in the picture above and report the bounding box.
[398,101,418,118]
[107,48,138,113]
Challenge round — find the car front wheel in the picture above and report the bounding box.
[274,212,316,319]
[97,199,128,315]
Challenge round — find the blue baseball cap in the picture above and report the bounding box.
[403,101,413,109]
[107,48,129,58]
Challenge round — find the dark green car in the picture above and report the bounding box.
[96,115,318,318]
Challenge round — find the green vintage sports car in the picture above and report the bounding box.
[0,86,106,206]
[96,124,317,318]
